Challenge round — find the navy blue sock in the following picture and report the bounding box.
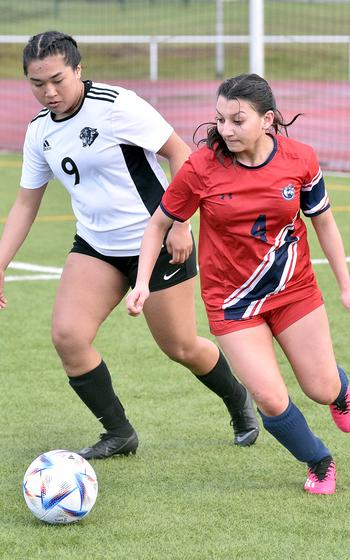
[259,399,331,466]
[332,365,349,404]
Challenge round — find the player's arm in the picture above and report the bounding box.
[157,131,192,263]
[157,131,191,178]
[126,207,174,316]
[0,185,47,309]
[311,207,350,311]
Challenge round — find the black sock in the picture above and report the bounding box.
[68,360,134,437]
[195,349,246,415]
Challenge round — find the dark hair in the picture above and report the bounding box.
[23,31,81,75]
[194,73,302,163]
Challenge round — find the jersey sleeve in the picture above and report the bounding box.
[20,125,54,189]
[112,89,173,153]
[300,147,330,217]
[160,159,201,222]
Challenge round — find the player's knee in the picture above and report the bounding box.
[51,321,77,355]
[305,386,339,405]
[255,393,289,416]
[162,343,197,367]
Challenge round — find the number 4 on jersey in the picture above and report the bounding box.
[251,214,267,242]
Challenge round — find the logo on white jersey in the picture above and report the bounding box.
[281,184,295,200]
[43,139,51,151]
[79,127,99,147]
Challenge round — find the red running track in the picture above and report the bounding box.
[1,79,350,172]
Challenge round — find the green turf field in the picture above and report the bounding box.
[1,153,350,559]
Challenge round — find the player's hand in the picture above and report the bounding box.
[0,269,7,309]
[126,283,150,316]
[165,222,192,264]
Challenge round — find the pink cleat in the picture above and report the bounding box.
[304,456,336,495]
[329,387,350,432]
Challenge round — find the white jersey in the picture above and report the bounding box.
[20,81,173,256]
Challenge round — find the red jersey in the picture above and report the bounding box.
[161,135,329,322]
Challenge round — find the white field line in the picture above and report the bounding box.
[4,257,350,283]
[6,261,63,282]
[8,262,63,273]
[6,274,62,282]
[312,257,350,264]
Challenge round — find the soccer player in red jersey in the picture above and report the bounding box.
[127,73,350,494]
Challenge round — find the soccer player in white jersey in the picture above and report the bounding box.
[127,74,350,494]
[0,31,259,459]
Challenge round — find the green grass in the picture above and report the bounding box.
[0,0,350,79]
[1,0,349,36]
[1,154,350,559]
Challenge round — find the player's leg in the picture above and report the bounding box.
[276,303,350,432]
[142,277,259,447]
[217,323,335,494]
[52,252,138,459]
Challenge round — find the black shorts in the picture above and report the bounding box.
[70,234,197,292]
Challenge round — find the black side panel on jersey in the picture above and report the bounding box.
[120,144,165,215]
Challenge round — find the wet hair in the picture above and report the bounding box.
[23,30,81,75]
[193,73,302,163]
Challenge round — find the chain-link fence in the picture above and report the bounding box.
[1,0,350,171]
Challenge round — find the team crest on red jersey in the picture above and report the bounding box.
[281,184,295,200]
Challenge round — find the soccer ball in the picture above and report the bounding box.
[22,449,98,524]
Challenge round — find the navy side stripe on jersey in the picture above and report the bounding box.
[301,167,330,216]
[120,144,165,216]
[222,218,299,320]
[223,238,298,320]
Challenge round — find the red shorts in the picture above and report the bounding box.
[209,289,324,337]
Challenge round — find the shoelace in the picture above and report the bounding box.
[332,396,350,414]
[309,457,334,481]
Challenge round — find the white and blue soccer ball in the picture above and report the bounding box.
[22,449,98,524]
